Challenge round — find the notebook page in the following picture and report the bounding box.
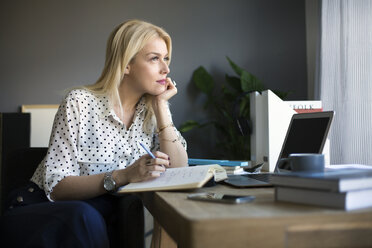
[118,165,212,191]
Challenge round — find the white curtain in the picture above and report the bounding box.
[319,0,372,165]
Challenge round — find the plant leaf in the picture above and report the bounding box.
[226,56,243,76]
[240,95,250,119]
[179,120,200,133]
[192,66,214,95]
[225,74,242,92]
[221,109,233,121]
[241,71,265,92]
[203,97,214,109]
[184,58,289,160]
[221,85,237,103]
[214,122,229,136]
[239,96,250,116]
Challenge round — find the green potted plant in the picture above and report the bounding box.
[179,57,289,160]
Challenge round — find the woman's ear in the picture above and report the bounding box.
[124,65,130,75]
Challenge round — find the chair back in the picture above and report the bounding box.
[1,148,47,214]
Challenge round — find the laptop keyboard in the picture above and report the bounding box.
[243,173,271,183]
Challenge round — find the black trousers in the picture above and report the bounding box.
[0,182,144,248]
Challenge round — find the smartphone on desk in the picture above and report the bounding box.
[187,192,255,204]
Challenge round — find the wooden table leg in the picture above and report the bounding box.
[151,219,177,248]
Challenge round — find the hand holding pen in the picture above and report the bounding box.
[138,142,170,177]
[124,143,170,183]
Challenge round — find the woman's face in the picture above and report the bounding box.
[124,37,170,96]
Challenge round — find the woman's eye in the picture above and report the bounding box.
[150,56,169,62]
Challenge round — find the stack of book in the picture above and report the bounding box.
[271,168,372,210]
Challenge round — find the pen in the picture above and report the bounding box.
[138,142,156,159]
[138,142,164,175]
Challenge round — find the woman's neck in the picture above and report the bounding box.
[114,81,143,127]
[118,82,142,112]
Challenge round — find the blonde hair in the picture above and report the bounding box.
[85,19,172,133]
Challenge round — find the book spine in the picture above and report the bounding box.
[275,187,346,209]
[285,101,323,113]
[293,108,323,113]
[270,176,339,191]
[271,175,372,192]
[276,187,372,211]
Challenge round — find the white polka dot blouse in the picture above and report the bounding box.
[31,88,187,201]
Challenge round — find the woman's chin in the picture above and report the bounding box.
[148,86,167,96]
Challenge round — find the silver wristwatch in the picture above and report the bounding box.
[103,171,116,193]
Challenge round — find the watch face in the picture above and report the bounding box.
[104,176,116,192]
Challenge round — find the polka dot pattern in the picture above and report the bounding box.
[30,88,186,201]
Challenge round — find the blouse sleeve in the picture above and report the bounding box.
[42,92,81,200]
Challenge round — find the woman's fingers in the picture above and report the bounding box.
[153,151,170,160]
[156,77,177,100]
[141,165,165,180]
[147,164,166,172]
[144,157,170,167]
[138,158,168,180]
[133,151,171,181]
[165,77,177,94]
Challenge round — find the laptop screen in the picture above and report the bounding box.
[277,111,334,171]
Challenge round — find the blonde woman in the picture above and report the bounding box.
[0,19,187,248]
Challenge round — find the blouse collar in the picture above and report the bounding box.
[99,96,147,121]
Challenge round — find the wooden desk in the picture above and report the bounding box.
[142,184,372,248]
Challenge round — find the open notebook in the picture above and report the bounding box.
[117,164,227,193]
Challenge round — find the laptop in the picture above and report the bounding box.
[223,111,334,187]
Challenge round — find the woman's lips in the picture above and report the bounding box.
[156,79,166,85]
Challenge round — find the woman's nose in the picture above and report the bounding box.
[161,61,170,74]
